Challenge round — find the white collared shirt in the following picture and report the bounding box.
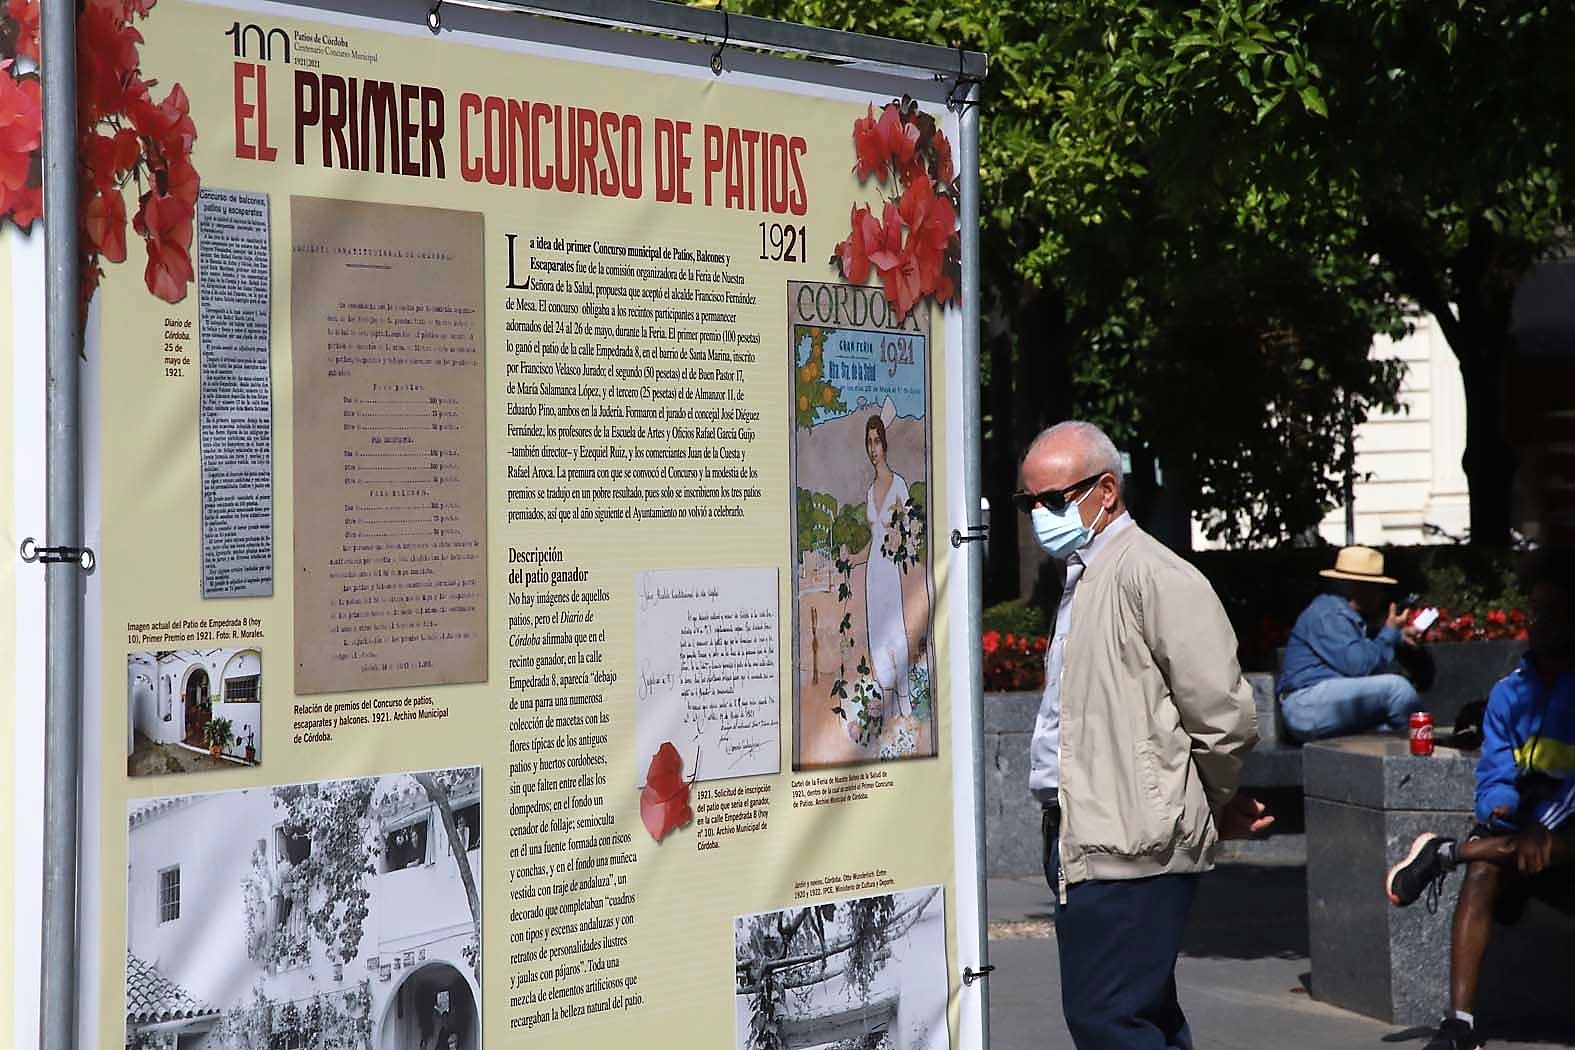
[1029,512,1133,801]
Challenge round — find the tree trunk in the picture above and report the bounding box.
[981,322,1018,605]
[1453,269,1517,548]
[1011,287,1073,604]
[1457,351,1516,547]
[1367,215,1519,548]
[412,773,483,958]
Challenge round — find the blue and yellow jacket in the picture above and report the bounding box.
[1477,655,1575,829]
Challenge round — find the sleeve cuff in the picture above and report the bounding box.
[1476,788,1519,824]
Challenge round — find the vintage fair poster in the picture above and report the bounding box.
[69,1,976,1048]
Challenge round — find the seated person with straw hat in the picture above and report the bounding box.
[1278,546,1425,742]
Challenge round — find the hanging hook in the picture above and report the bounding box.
[710,1,730,76]
[427,0,443,35]
[945,45,971,112]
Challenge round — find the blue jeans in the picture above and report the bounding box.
[1280,674,1422,743]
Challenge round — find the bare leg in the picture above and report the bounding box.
[1455,828,1575,868]
[1454,836,1517,865]
[1554,832,1575,866]
[1449,860,1499,1014]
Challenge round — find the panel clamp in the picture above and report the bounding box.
[19,537,96,573]
[950,523,989,548]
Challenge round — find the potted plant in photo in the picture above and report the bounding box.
[244,731,257,765]
[204,716,235,762]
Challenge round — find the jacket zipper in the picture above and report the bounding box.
[1057,661,1069,906]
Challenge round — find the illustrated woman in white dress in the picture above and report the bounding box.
[863,402,910,716]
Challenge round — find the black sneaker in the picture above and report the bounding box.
[1387,833,1456,909]
[1422,1016,1482,1050]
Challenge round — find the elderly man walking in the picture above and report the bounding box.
[1019,421,1269,1050]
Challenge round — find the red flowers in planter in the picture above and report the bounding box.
[833,99,960,319]
[982,630,1047,692]
[1,0,200,309]
[1424,607,1528,643]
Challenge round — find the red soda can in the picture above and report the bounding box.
[1409,711,1435,756]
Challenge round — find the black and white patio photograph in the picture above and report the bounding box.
[734,885,949,1050]
[124,766,482,1050]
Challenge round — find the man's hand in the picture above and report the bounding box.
[1217,792,1274,840]
[1401,624,1422,647]
[1517,824,1554,876]
[1385,603,1411,632]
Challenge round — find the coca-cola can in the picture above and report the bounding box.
[1409,711,1435,756]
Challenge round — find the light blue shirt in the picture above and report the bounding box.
[1029,512,1133,802]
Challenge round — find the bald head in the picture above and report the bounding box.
[1017,420,1126,539]
[1022,421,1124,495]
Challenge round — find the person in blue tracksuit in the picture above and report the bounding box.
[1384,549,1575,1050]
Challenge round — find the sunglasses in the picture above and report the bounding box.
[1012,472,1106,515]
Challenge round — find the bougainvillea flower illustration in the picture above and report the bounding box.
[640,742,692,842]
[834,203,884,285]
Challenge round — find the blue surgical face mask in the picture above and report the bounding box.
[1030,486,1105,561]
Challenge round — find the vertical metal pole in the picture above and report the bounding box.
[1343,391,1356,546]
[957,82,990,1049]
[40,0,84,1047]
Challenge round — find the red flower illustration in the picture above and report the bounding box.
[866,202,923,318]
[84,186,126,262]
[640,742,693,843]
[6,1,38,63]
[833,96,960,317]
[874,104,918,177]
[0,61,40,195]
[1,0,199,308]
[836,203,885,285]
[932,131,955,185]
[852,104,884,183]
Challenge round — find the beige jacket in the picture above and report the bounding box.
[1055,524,1257,890]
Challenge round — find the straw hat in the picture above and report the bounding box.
[1319,546,1397,585]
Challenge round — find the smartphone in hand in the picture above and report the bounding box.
[1410,607,1440,633]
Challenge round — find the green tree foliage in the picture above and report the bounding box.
[1051,1,1575,546]
[832,498,872,556]
[732,0,1574,565]
[796,487,838,558]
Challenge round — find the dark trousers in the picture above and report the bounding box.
[1044,805,1200,1050]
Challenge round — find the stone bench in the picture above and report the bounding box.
[1241,671,1301,787]
[1303,736,1575,1031]
[981,690,1042,878]
[1240,640,1526,790]
[983,684,1299,875]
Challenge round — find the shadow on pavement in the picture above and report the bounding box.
[1474,900,1575,1044]
[1182,864,1310,960]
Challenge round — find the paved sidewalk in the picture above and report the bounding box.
[985,854,1575,1049]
